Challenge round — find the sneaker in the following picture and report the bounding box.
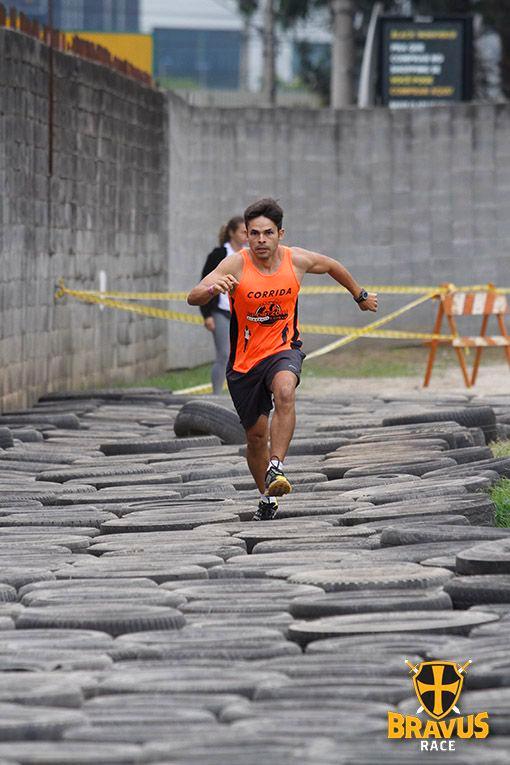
[252,498,279,521]
[265,463,292,497]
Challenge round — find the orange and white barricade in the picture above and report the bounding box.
[424,285,510,387]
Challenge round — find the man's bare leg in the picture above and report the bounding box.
[245,414,269,493]
[270,370,298,462]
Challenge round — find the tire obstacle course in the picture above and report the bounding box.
[0,389,509,762]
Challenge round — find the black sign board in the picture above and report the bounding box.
[378,16,473,108]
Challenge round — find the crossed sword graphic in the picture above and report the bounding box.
[405,659,472,715]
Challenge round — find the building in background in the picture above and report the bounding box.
[13,0,140,32]
[12,0,47,25]
[153,27,242,89]
[143,0,330,96]
[147,1,243,90]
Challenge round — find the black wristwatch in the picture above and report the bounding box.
[354,289,368,304]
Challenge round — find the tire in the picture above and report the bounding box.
[167,581,318,598]
[0,742,144,763]
[286,437,351,455]
[287,609,499,647]
[0,674,85,707]
[360,540,497,565]
[444,576,510,607]
[36,464,156,483]
[0,649,113,672]
[289,588,452,618]
[0,509,116,529]
[16,604,186,636]
[100,511,239,533]
[444,446,493,464]
[288,562,452,591]
[55,564,208,582]
[0,428,14,449]
[0,585,17,603]
[422,458,510,480]
[22,589,185,608]
[338,496,495,527]
[380,525,510,547]
[95,667,291,697]
[456,540,510,575]
[342,458,458,478]
[0,568,57,589]
[100,435,221,456]
[174,401,245,444]
[382,406,497,443]
[0,414,81,429]
[0,703,86,741]
[8,428,44,443]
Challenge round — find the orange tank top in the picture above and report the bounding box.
[228,246,301,373]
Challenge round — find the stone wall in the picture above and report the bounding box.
[0,27,168,410]
[167,94,510,368]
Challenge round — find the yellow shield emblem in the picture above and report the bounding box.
[412,661,464,720]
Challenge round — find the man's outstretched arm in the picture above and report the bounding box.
[187,254,242,306]
[292,247,378,312]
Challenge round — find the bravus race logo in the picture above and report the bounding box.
[387,659,489,752]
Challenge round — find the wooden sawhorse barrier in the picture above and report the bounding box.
[424,285,510,388]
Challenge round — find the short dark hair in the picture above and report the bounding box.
[244,198,283,230]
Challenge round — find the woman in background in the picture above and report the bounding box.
[200,216,247,394]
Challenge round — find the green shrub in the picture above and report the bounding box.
[490,478,510,528]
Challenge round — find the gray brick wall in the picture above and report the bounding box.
[0,28,168,411]
[167,94,510,368]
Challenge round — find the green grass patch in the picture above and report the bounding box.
[119,364,212,392]
[303,358,416,379]
[491,440,510,458]
[489,478,510,527]
[302,344,459,379]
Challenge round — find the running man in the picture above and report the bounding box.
[187,198,378,520]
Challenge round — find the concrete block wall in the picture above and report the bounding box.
[2,28,509,406]
[167,94,510,368]
[0,27,168,410]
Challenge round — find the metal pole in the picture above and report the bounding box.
[48,0,53,177]
[262,0,276,106]
[330,0,354,109]
[239,15,251,91]
[358,1,383,107]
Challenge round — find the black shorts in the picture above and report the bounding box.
[226,348,306,431]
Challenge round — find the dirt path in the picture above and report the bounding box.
[299,363,509,397]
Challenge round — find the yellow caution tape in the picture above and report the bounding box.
[59,288,190,301]
[306,291,439,359]
[176,382,215,395]
[55,283,203,325]
[300,285,442,295]
[301,325,452,341]
[55,279,509,303]
[56,284,451,340]
[55,277,506,394]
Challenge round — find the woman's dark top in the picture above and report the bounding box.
[199,246,230,319]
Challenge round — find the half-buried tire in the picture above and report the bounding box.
[174,401,245,445]
[382,406,497,443]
